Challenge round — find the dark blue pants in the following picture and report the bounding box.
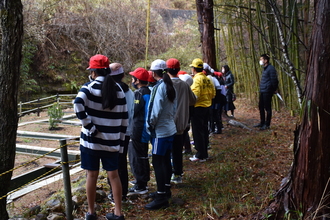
[128,139,150,188]
[152,149,172,193]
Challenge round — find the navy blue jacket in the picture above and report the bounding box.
[259,64,278,93]
[131,86,151,143]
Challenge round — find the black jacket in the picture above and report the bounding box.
[224,71,235,102]
[259,64,278,93]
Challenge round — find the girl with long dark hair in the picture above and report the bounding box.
[74,54,127,220]
[145,59,177,210]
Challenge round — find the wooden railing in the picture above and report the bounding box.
[18,94,76,117]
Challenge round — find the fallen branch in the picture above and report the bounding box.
[228,119,252,130]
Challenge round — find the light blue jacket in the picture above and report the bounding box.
[146,79,177,138]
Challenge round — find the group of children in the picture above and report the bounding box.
[74,55,234,220]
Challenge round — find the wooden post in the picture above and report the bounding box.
[37,98,40,116]
[59,139,73,220]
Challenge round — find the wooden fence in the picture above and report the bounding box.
[18,94,76,117]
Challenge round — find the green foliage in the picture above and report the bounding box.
[19,38,39,99]
[284,209,303,220]
[63,81,79,94]
[47,102,64,129]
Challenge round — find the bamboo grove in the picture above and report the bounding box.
[213,0,312,114]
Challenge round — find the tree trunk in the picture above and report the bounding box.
[253,0,330,219]
[0,0,23,219]
[196,0,203,46]
[196,0,217,69]
[289,0,330,217]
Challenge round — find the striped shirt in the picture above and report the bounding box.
[74,76,128,155]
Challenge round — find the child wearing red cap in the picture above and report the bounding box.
[166,58,196,184]
[127,68,152,196]
[74,54,127,220]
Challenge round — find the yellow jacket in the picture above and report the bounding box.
[191,72,215,107]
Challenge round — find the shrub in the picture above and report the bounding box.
[48,103,64,130]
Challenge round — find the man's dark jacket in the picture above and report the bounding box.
[259,64,278,93]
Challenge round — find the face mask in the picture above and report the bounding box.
[131,82,138,90]
[259,60,264,66]
[221,69,225,73]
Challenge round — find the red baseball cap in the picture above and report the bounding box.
[178,70,187,75]
[166,58,180,69]
[87,54,110,69]
[129,67,149,81]
[214,71,223,77]
[148,71,156,82]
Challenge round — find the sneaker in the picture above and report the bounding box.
[129,180,136,186]
[171,175,182,184]
[108,194,127,205]
[106,213,125,220]
[128,185,148,195]
[189,155,206,162]
[85,212,97,220]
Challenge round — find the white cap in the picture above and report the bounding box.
[109,63,124,76]
[178,74,194,86]
[203,63,214,73]
[150,59,167,71]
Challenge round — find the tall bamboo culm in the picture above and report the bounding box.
[213,0,312,113]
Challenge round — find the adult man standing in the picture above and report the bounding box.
[254,54,279,130]
[189,58,215,162]
[166,58,196,183]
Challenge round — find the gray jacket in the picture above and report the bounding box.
[172,78,196,134]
